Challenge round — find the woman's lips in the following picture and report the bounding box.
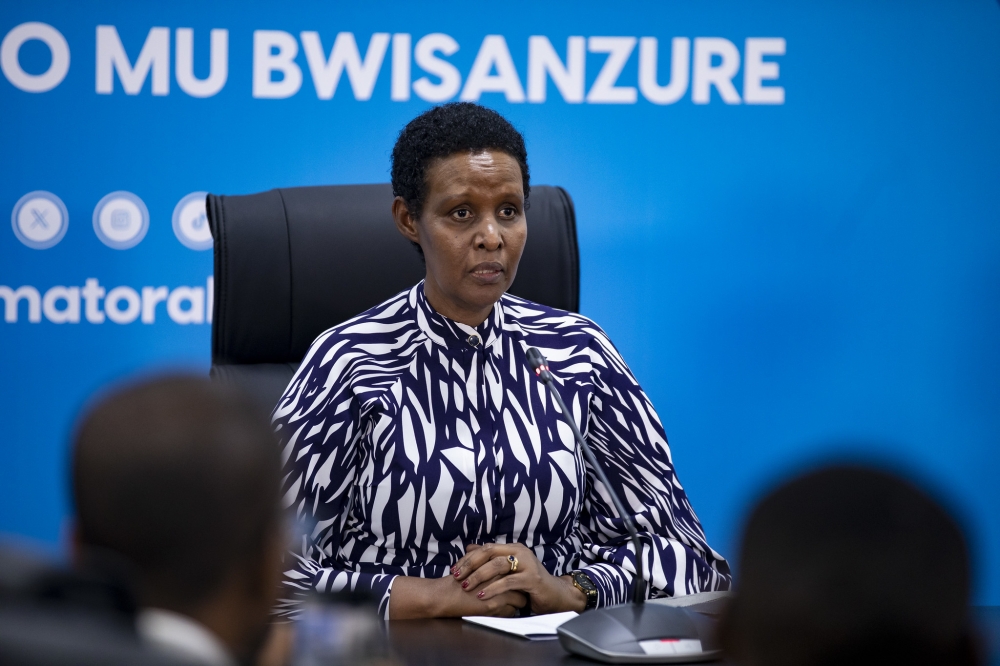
[470,262,504,284]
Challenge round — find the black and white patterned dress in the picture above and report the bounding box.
[273,282,730,618]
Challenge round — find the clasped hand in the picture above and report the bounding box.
[387,542,587,619]
[451,543,587,615]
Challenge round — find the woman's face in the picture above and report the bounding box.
[393,150,527,326]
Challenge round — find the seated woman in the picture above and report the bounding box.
[273,102,730,620]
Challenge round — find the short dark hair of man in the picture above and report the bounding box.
[390,101,530,221]
[72,376,282,614]
[719,464,979,666]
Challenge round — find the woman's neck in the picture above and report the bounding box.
[422,279,493,328]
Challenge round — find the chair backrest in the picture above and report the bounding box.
[207,183,579,410]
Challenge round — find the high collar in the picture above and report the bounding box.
[411,281,504,353]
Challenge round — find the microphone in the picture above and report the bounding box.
[526,347,724,664]
[525,347,645,606]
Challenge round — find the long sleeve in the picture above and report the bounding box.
[268,284,729,619]
[271,329,397,620]
[573,323,731,607]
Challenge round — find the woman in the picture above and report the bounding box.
[273,103,730,620]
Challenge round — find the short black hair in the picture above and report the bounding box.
[72,376,282,611]
[390,102,530,221]
[720,464,976,666]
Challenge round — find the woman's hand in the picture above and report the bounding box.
[388,573,528,620]
[451,543,588,615]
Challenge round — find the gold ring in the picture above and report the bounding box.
[508,555,518,573]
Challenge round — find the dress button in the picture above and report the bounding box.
[467,334,481,347]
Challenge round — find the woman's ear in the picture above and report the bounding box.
[392,197,420,244]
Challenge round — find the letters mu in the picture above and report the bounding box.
[92,26,785,104]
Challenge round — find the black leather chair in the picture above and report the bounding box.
[207,183,579,411]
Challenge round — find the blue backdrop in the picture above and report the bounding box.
[2,0,999,604]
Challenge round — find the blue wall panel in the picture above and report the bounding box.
[2,0,998,603]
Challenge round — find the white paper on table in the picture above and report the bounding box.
[462,611,579,640]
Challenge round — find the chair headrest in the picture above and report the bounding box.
[208,183,578,365]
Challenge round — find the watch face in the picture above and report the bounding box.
[574,572,597,593]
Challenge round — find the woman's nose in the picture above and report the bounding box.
[477,219,502,251]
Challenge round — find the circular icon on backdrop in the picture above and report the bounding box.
[11,191,69,249]
[92,191,149,250]
[172,191,212,250]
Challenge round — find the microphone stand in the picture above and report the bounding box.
[525,347,645,606]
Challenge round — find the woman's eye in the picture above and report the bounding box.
[454,209,471,220]
[500,207,516,218]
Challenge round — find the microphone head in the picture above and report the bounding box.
[525,347,547,372]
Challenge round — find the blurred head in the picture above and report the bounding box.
[391,102,529,326]
[72,376,283,662]
[720,464,978,666]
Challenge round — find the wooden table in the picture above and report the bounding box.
[387,618,604,666]
[385,608,1000,666]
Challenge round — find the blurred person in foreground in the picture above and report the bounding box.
[0,538,184,666]
[720,464,980,666]
[72,376,288,666]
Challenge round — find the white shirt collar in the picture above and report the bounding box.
[137,608,237,666]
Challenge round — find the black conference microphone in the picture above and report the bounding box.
[525,347,722,664]
[525,346,645,605]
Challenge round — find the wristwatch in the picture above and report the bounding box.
[569,570,598,610]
